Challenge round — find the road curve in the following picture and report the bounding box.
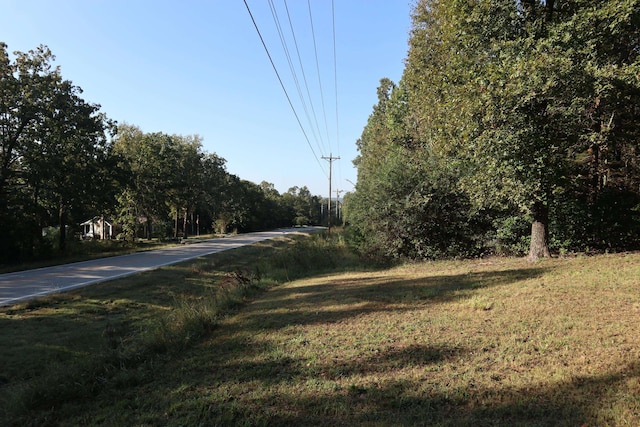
[0,227,323,306]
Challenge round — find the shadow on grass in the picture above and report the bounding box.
[145,261,638,425]
[8,251,639,425]
[0,232,565,426]
[141,330,640,426]
[238,267,550,331]
[216,341,466,385]
[235,361,640,426]
[164,330,639,426]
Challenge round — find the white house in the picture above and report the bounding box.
[80,217,113,240]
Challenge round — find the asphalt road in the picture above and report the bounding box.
[0,227,322,306]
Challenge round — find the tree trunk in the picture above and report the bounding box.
[183,208,188,239]
[146,215,153,240]
[528,201,551,261]
[590,143,600,205]
[174,209,179,239]
[58,204,67,253]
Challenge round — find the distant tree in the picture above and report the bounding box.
[113,127,222,240]
[196,152,228,233]
[259,181,289,228]
[113,125,179,239]
[169,135,204,239]
[215,174,247,234]
[283,186,316,226]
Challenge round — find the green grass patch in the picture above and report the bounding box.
[2,238,640,425]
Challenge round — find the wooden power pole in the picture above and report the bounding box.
[322,153,340,232]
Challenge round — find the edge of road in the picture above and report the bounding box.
[0,227,325,306]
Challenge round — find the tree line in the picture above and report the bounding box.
[0,43,324,265]
[346,0,640,261]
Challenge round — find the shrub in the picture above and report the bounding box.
[494,215,531,256]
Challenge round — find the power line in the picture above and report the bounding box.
[244,0,343,185]
[283,0,328,156]
[243,0,327,176]
[331,0,342,189]
[269,0,326,158]
[307,0,332,153]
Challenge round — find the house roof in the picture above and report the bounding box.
[80,218,112,226]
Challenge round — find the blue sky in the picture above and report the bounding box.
[1,1,412,197]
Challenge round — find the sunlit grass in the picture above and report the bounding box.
[157,254,638,426]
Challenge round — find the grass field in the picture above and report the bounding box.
[1,232,640,425]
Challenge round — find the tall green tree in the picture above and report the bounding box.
[404,0,640,260]
[113,127,225,240]
[0,43,115,258]
[283,186,319,226]
[0,44,58,198]
[196,152,228,233]
[169,135,205,239]
[564,0,640,248]
[0,44,58,260]
[113,125,181,239]
[350,77,484,260]
[26,79,115,250]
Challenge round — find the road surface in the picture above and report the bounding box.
[0,227,322,306]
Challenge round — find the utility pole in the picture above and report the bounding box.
[322,153,340,232]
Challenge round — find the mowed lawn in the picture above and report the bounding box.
[2,239,640,425]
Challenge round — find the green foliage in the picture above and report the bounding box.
[350,0,640,260]
[115,190,137,242]
[590,188,640,250]
[348,144,486,260]
[263,232,359,281]
[0,43,116,262]
[283,186,321,227]
[214,178,322,234]
[494,216,531,257]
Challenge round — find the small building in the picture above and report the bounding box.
[80,217,113,240]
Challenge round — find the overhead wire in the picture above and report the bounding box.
[331,0,343,190]
[269,0,327,159]
[243,0,343,183]
[243,0,327,177]
[283,0,328,157]
[307,0,333,154]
